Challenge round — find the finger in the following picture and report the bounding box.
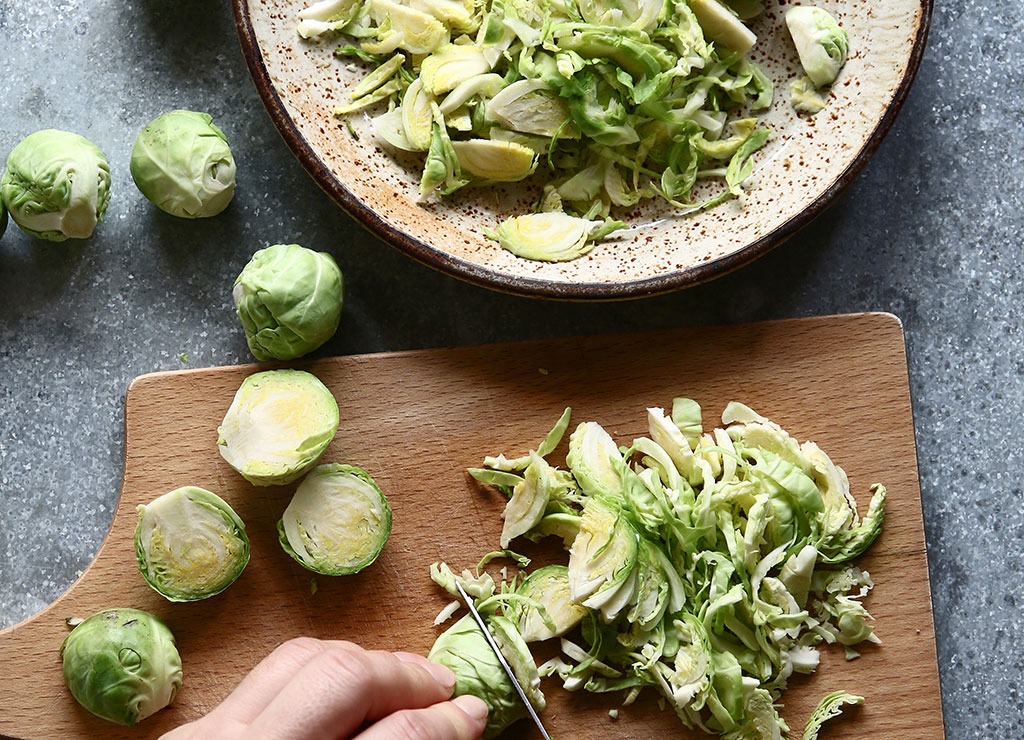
[247,644,457,739]
[203,638,360,726]
[355,695,489,740]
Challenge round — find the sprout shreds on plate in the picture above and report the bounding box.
[217,368,340,486]
[447,397,885,737]
[134,486,250,602]
[278,463,392,575]
[295,0,775,261]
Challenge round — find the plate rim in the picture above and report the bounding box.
[232,0,934,301]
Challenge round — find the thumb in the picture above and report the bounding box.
[355,694,489,740]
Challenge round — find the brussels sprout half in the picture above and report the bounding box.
[217,368,340,486]
[0,129,111,241]
[428,613,545,739]
[135,486,250,602]
[233,243,344,362]
[60,608,182,726]
[278,463,392,575]
[131,110,237,219]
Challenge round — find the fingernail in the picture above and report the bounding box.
[452,694,489,723]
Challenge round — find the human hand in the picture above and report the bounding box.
[161,637,488,740]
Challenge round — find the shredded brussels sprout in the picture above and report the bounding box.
[459,398,886,737]
[297,0,775,260]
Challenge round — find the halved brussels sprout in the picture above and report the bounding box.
[428,613,545,739]
[134,486,250,602]
[130,110,236,219]
[233,243,345,362]
[60,608,182,726]
[278,463,392,575]
[217,369,340,486]
[0,129,111,241]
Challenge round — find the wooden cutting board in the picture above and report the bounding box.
[0,313,943,739]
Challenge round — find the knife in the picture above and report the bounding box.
[454,581,552,740]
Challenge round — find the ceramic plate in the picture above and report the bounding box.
[233,0,931,299]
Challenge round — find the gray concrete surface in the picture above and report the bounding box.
[1,0,1020,737]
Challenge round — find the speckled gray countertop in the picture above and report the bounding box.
[0,0,1020,737]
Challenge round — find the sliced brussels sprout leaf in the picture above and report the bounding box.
[60,609,182,726]
[576,0,665,31]
[689,0,757,53]
[278,463,392,575]
[486,80,580,138]
[0,129,111,241]
[134,486,249,602]
[130,110,236,219]
[515,565,588,642]
[500,451,555,548]
[802,690,864,740]
[790,75,827,115]
[411,0,479,34]
[785,6,850,88]
[401,78,434,152]
[419,44,491,96]
[567,498,639,615]
[451,139,537,182]
[217,369,340,486]
[364,0,449,55]
[567,421,624,499]
[233,243,344,362]
[297,0,364,38]
[486,211,626,263]
[428,613,544,739]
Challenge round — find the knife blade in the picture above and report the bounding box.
[454,581,552,740]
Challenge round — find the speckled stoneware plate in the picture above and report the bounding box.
[233,0,930,299]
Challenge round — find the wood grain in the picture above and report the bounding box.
[0,313,944,739]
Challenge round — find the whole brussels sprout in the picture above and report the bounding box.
[1,198,7,239]
[0,129,111,241]
[60,608,182,726]
[130,110,236,218]
[135,486,250,602]
[233,243,344,361]
[217,368,340,486]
